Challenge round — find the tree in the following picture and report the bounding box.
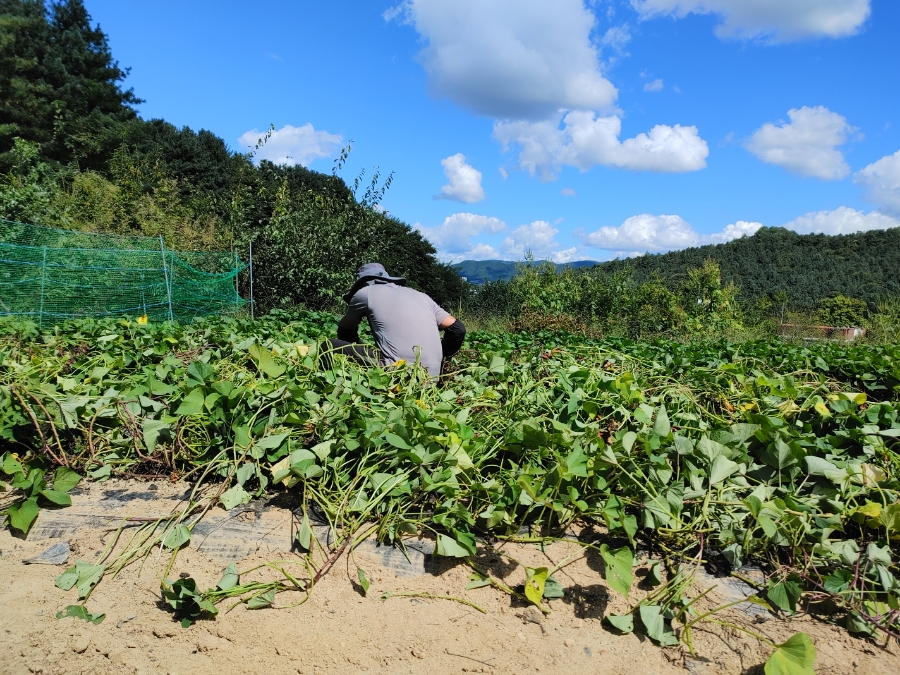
[0,0,140,171]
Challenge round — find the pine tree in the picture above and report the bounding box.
[0,0,140,170]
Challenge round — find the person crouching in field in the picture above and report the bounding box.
[325,262,466,376]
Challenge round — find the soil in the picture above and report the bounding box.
[1,480,898,675]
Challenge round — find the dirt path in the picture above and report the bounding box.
[1,480,897,675]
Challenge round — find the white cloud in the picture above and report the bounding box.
[746,106,853,180]
[854,149,900,216]
[416,212,506,262]
[386,0,617,119]
[560,188,576,196]
[783,206,900,235]
[434,153,485,203]
[643,78,664,92]
[631,0,871,42]
[500,220,579,262]
[703,220,763,243]
[495,110,709,179]
[577,214,698,252]
[600,24,632,53]
[237,124,342,167]
[577,214,760,253]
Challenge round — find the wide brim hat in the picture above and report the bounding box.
[342,262,406,302]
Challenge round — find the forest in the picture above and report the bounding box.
[0,0,465,313]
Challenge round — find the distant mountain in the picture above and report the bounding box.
[452,227,900,311]
[453,259,598,284]
[589,227,900,311]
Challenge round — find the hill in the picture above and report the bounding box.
[453,259,598,284]
[590,227,900,311]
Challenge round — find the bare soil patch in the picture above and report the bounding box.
[1,480,897,675]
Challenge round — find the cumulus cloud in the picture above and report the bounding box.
[630,0,871,42]
[854,149,900,216]
[237,124,342,167]
[704,220,763,243]
[783,206,900,235]
[561,188,576,196]
[746,106,853,180]
[416,213,506,262]
[434,153,485,203]
[644,78,664,92]
[495,111,709,179]
[577,214,698,252]
[501,220,579,262]
[386,0,616,119]
[577,214,761,253]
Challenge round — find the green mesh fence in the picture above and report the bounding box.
[0,219,246,324]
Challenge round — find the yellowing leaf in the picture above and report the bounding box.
[524,567,548,607]
[856,501,882,520]
[814,401,831,417]
[764,632,816,675]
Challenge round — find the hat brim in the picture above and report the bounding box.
[343,274,406,303]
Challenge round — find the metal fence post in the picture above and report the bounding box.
[233,249,240,305]
[249,241,254,320]
[39,245,47,328]
[159,235,174,322]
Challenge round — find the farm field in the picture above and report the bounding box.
[2,312,900,674]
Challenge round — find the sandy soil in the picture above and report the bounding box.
[1,480,898,675]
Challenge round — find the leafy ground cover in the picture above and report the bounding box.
[2,311,899,671]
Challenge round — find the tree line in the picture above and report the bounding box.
[0,0,465,312]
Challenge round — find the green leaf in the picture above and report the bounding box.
[435,533,472,558]
[142,419,172,453]
[175,388,205,416]
[605,613,634,633]
[466,572,492,590]
[824,569,852,594]
[162,524,191,550]
[653,405,671,438]
[248,344,285,378]
[8,497,39,534]
[524,567,548,606]
[55,561,106,599]
[219,484,251,511]
[385,433,411,450]
[52,467,81,493]
[39,489,72,506]
[638,604,679,646]
[56,605,105,624]
[247,588,276,609]
[186,360,215,387]
[236,462,257,486]
[647,561,663,587]
[543,576,565,599]
[709,455,739,485]
[2,452,24,476]
[599,544,633,598]
[867,542,892,565]
[768,579,802,613]
[296,512,313,551]
[55,565,79,591]
[764,632,816,675]
[357,567,370,595]
[217,563,239,591]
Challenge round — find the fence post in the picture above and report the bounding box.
[233,249,240,305]
[39,245,47,328]
[249,241,255,320]
[159,235,174,322]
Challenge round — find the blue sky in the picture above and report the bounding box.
[87,0,900,262]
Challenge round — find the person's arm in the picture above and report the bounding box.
[439,315,466,360]
[337,291,367,343]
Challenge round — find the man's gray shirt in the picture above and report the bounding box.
[342,282,450,375]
